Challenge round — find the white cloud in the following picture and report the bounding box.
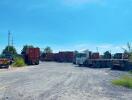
[72,43,125,54]
[43,43,125,54]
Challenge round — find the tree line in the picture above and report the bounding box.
[0,45,53,56]
[1,43,132,61]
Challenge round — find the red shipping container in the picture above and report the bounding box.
[25,48,40,65]
[45,53,54,61]
[58,51,74,62]
[54,53,59,61]
[92,53,100,59]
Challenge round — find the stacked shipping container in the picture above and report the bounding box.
[57,52,74,62]
[40,51,74,63]
[44,53,54,61]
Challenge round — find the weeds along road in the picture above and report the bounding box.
[0,62,132,100]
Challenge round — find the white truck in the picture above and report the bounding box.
[75,51,92,66]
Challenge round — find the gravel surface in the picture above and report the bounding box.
[0,62,132,100]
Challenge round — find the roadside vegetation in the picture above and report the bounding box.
[112,43,132,89]
[44,46,53,53]
[1,45,26,67]
[2,45,17,55]
[12,56,26,67]
[129,70,132,74]
[112,75,132,89]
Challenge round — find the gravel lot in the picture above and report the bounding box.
[0,62,132,100]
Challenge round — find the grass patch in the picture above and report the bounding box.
[129,70,132,74]
[12,56,26,67]
[112,76,132,89]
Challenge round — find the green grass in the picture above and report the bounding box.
[12,56,26,67]
[129,70,132,74]
[112,76,132,89]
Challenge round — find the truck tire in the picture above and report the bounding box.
[5,65,9,69]
[35,61,39,65]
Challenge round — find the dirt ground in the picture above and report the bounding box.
[0,62,132,100]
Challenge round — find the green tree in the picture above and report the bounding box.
[2,46,17,55]
[103,51,111,59]
[44,46,53,53]
[21,45,34,55]
[74,50,78,55]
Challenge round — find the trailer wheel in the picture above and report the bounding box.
[35,63,38,65]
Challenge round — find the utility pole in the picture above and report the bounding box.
[12,36,13,47]
[8,31,11,52]
[96,47,99,52]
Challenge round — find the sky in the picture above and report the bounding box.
[0,0,132,54]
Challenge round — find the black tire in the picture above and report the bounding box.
[5,65,9,69]
[79,64,83,67]
[35,61,39,65]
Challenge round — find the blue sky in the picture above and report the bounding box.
[0,0,132,53]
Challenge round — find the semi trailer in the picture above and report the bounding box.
[23,48,40,65]
[74,51,132,71]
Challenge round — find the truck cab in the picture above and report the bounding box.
[0,55,10,69]
[76,53,87,66]
[75,51,92,66]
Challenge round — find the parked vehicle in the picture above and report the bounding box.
[111,59,130,71]
[113,53,123,59]
[54,53,59,62]
[0,54,14,65]
[84,59,113,68]
[76,51,92,66]
[23,48,40,65]
[65,52,74,62]
[0,58,10,68]
[40,53,46,61]
[76,53,87,66]
[73,53,77,64]
[44,53,54,61]
[123,53,129,59]
[57,52,74,62]
[91,52,100,59]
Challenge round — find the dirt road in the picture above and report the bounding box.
[0,62,131,100]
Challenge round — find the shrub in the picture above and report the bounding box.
[12,56,26,67]
[112,76,132,89]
